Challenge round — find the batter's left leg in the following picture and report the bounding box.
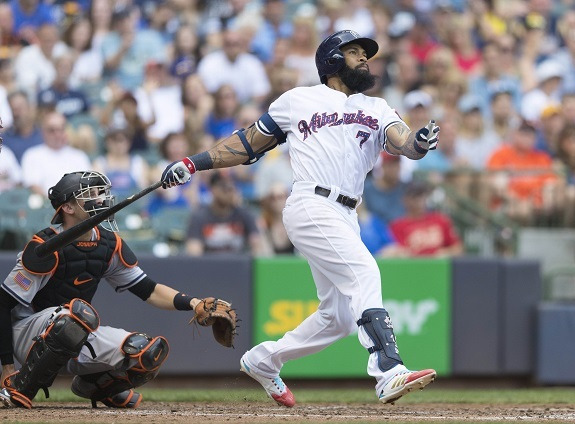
[357,308,436,404]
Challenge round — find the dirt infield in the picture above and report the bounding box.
[3,402,575,423]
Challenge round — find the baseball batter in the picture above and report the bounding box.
[0,171,233,409]
[162,30,440,406]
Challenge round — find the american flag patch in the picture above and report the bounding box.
[14,271,32,291]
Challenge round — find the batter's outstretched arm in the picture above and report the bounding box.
[160,126,278,189]
[208,126,278,168]
[385,120,440,160]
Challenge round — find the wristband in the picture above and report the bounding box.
[173,293,194,311]
[413,139,428,154]
[188,151,213,171]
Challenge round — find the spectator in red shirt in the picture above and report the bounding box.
[389,181,463,257]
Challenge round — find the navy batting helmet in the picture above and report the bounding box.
[315,30,379,84]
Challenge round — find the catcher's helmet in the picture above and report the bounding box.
[315,30,379,84]
[48,171,117,231]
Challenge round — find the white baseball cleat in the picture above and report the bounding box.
[240,355,295,407]
[379,368,436,404]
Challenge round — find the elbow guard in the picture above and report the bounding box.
[234,127,263,165]
[237,113,287,165]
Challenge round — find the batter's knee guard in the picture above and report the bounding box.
[357,308,403,372]
[6,299,99,408]
[72,332,169,408]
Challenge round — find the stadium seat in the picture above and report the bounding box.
[150,207,191,245]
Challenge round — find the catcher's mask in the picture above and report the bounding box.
[48,171,118,232]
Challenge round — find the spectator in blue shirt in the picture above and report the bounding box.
[37,52,90,120]
[363,152,408,224]
[250,0,292,63]
[10,0,55,45]
[101,6,168,91]
[3,90,42,163]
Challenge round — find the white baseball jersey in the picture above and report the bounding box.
[267,84,405,197]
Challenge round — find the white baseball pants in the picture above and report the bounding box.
[243,182,396,385]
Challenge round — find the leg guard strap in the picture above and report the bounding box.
[357,308,403,372]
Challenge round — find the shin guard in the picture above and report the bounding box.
[357,308,403,372]
[73,332,169,406]
[9,299,99,407]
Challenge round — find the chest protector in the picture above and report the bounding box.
[22,227,121,311]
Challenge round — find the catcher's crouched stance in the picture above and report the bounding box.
[0,171,237,409]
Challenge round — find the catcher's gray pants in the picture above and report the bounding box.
[243,183,400,391]
[12,306,133,376]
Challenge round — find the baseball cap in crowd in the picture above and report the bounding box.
[457,94,482,114]
[209,172,236,190]
[404,180,432,197]
[536,60,564,84]
[488,81,514,100]
[388,11,415,38]
[111,6,132,23]
[404,90,433,111]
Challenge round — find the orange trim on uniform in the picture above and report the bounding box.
[64,299,100,333]
[132,336,169,372]
[131,391,143,408]
[110,233,121,265]
[21,238,59,276]
[114,234,138,268]
[120,334,169,373]
[50,205,63,225]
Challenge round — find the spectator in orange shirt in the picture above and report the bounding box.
[389,181,463,258]
[486,120,560,225]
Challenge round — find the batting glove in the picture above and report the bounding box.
[414,120,440,152]
[161,157,195,189]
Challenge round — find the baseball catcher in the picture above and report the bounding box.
[0,171,237,409]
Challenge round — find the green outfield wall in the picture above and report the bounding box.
[253,257,452,377]
[0,253,545,379]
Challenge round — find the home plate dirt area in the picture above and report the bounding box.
[3,403,575,423]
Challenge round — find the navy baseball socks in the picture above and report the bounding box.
[240,354,295,407]
[377,365,436,404]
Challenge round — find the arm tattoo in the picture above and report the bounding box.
[246,126,278,154]
[385,122,410,151]
[208,125,278,167]
[224,145,249,158]
[393,122,409,137]
[400,131,427,160]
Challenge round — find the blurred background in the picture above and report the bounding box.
[1,0,575,385]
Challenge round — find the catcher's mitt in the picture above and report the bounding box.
[190,297,237,348]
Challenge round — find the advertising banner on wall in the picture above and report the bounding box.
[253,257,451,378]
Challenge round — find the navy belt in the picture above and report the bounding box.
[314,186,358,209]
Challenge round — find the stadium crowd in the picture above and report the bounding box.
[1,0,575,258]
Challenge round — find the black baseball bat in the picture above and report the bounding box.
[35,180,163,258]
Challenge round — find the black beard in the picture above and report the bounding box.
[337,64,376,93]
